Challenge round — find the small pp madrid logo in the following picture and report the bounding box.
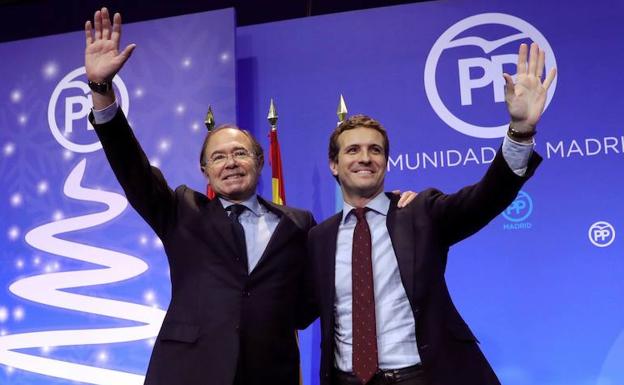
[424,13,557,138]
[48,67,129,153]
[588,221,616,248]
[502,190,532,223]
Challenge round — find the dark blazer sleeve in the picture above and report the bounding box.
[425,147,542,246]
[296,211,320,329]
[90,109,175,238]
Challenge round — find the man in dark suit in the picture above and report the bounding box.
[84,8,316,385]
[307,43,556,385]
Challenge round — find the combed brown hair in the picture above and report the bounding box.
[199,124,264,172]
[328,114,390,162]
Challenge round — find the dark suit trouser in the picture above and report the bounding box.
[232,355,244,385]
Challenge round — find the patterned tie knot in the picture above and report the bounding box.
[353,207,369,222]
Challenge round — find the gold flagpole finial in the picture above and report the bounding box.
[267,98,278,131]
[204,106,215,131]
[336,94,348,125]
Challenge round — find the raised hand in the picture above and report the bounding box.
[85,7,135,84]
[503,42,557,136]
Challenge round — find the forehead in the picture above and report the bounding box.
[338,127,385,148]
[205,128,253,154]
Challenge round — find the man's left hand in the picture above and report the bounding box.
[392,190,418,208]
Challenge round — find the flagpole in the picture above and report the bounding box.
[204,106,216,199]
[335,94,348,212]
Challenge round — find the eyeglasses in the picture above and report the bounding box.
[206,149,255,167]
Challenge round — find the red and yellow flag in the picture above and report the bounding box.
[269,129,286,205]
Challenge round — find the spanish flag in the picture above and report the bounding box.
[268,101,300,382]
[269,128,286,205]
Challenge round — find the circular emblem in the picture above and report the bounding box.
[48,67,129,153]
[588,221,616,248]
[424,13,557,138]
[502,190,533,223]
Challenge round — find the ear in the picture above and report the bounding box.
[329,159,338,176]
[256,155,264,170]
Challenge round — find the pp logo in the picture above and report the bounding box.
[48,67,129,153]
[502,190,532,223]
[588,221,616,248]
[424,13,557,138]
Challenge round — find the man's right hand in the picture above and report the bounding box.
[85,7,135,108]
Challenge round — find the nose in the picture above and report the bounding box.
[358,150,371,164]
[224,154,239,168]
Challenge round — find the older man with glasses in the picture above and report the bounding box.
[85,7,318,385]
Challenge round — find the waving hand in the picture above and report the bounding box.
[503,42,557,137]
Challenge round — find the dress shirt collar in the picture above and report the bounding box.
[340,192,390,224]
[219,195,263,217]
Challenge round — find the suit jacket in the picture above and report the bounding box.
[93,110,316,385]
[307,149,542,385]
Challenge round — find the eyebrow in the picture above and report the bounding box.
[209,146,249,156]
[344,143,383,150]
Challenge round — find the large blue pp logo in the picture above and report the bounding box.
[502,190,532,222]
[424,13,557,138]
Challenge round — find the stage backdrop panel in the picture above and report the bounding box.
[0,8,235,385]
[237,1,623,384]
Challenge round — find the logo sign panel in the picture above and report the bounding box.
[48,67,129,153]
[425,13,557,138]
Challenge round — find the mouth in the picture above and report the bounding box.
[353,169,374,174]
[223,173,245,181]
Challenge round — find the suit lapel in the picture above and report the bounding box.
[251,197,298,272]
[385,193,416,299]
[321,213,341,328]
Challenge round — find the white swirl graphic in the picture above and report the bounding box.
[0,159,166,385]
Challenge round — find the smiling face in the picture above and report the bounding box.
[330,127,387,206]
[202,128,261,202]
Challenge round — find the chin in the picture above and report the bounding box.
[223,180,248,191]
[225,188,245,197]
[355,182,380,191]
[228,187,255,200]
[357,185,384,197]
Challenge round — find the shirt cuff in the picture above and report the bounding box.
[502,135,534,176]
[92,101,119,124]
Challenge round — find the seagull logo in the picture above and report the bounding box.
[48,67,130,153]
[424,13,557,138]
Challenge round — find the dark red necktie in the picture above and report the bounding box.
[351,207,378,384]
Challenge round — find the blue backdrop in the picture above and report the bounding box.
[0,8,235,385]
[1,1,623,384]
